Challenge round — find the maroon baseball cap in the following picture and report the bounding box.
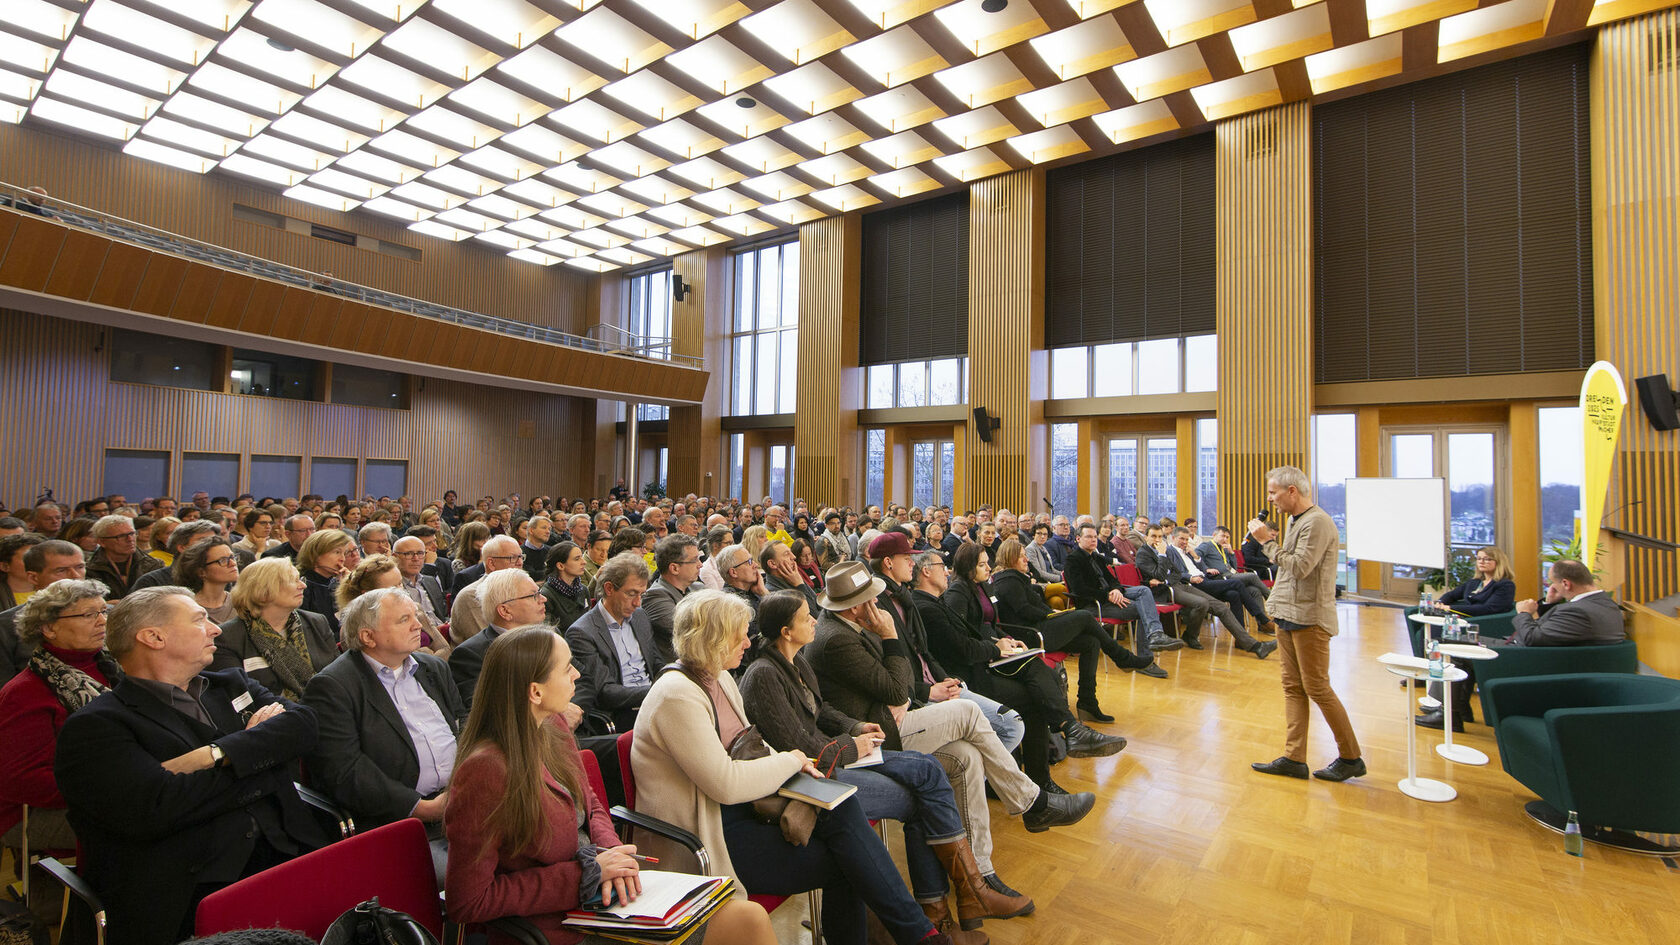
[867,531,914,559]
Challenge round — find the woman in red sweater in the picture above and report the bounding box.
[443,626,774,945]
[0,578,120,849]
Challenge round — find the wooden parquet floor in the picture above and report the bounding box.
[771,603,1679,945]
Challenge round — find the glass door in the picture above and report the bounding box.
[1379,427,1504,600]
[1105,434,1176,520]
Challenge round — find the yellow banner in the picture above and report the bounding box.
[1579,361,1627,572]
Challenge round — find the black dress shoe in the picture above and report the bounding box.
[1180,634,1204,650]
[1063,722,1127,758]
[1313,757,1367,782]
[1249,640,1278,660]
[984,873,1026,898]
[1414,710,1464,733]
[1251,756,1310,779]
[1023,791,1095,832]
[1076,702,1114,723]
[1042,779,1070,796]
[1149,634,1185,651]
[1135,662,1168,679]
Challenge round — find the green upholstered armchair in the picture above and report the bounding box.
[1403,608,1518,659]
[1483,672,1680,854]
[1471,639,1639,719]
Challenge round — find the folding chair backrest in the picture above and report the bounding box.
[1114,563,1143,586]
[616,730,637,808]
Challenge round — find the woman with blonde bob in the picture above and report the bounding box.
[445,626,774,945]
[632,590,956,945]
[334,554,401,610]
[213,558,337,699]
[297,528,353,633]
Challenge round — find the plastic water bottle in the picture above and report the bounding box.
[1428,639,1444,680]
[1564,811,1583,856]
[1422,590,1435,614]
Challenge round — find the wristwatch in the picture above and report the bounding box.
[208,743,227,768]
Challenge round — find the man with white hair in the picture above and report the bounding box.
[357,521,393,559]
[448,568,548,710]
[392,535,448,640]
[303,588,463,878]
[448,535,525,643]
[86,514,164,599]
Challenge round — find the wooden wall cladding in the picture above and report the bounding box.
[1,123,588,333]
[0,307,590,506]
[1593,12,1680,603]
[0,206,709,405]
[794,214,863,506]
[965,169,1046,513]
[1215,103,1314,528]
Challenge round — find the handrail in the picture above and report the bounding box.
[0,179,703,369]
[586,322,676,361]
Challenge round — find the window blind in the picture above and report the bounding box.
[859,191,969,364]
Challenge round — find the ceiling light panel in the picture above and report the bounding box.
[619,174,697,204]
[333,148,420,184]
[249,0,384,59]
[842,25,948,88]
[1,0,81,43]
[810,182,879,211]
[166,0,258,32]
[565,257,622,273]
[860,129,943,168]
[141,115,242,156]
[218,28,338,88]
[1367,0,1477,38]
[1188,66,1280,120]
[694,94,789,138]
[762,62,862,115]
[382,16,501,82]
[1007,124,1089,164]
[500,122,591,164]
[632,236,694,257]
[602,70,705,122]
[123,138,217,173]
[934,0,1049,58]
[502,177,580,209]
[368,128,462,168]
[535,236,591,257]
[44,70,159,122]
[606,215,671,239]
[1227,3,1333,72]
[62,37,187,97]
[845,0,948,31]
[637,118,729,160]
[739,0,855,66]
[410,219,475,241]
[434,207,500,231]
[932,145,1011,181]
[306,167,391,199]
[1015,77,1107,128]
[423,164,506,195]
[799,152,872,186]
[666,224,729,246]
[575,190,649,217]
[783,111,870,154]
[494,45,607,102]
[1437,0,1546,63]
[934,52,1032,109]
[474,229,535,250]
[336,55,450,109]
[241,132,335,170]
[220,152,304,186]
[0,31,59,74]
[543,162,622,194]
[668,155,746,190]
[711,212,776,236]
[404,105,501,149]
[502,217,569,241]
[570,225,632,248]
[507,247,563,265]
[692,187,761,214]
[760,199,823,225]
[283,182,360,212]
[554,6,672,75]
[649,203,716,227]
[741,170,812,201]
[299,87,403,134]
[82,1,219,66]
[188,63,299,114]
[552,98,643,143]
[720,135,804,173]
[866,165,940,198]
[430,0,562,50]
[665,35,772,94]
[1028,15,1136,81]
[391,180,466,209]
[537,204,607,229]
[1143,0,1257,47]
[628,0,752,41]
[1091,98,1179,143]
[1303,33,1402,95]
[1063,0,1131,17]
[597,246,653,266]
[1115,42,1212,101]
[0,68,39,102]
[589,140,671,176]
[458,144,545,181]
[929,104,1017,150]
[852,85,944,132]
[32,96,136,140]
[449,78,548,128]
[271,110,369,152]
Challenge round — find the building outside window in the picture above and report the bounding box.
[729,241,799,416]
[865,358,968,408]
[1047,334,1217,400]
[1050,423,1078,516]
[625,268,672,421]
[865,429,886,509]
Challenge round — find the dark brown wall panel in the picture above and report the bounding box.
[43,230,109,301]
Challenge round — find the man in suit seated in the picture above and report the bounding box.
[640,534,700,664]
[261,514,315,561]
[1239,522,1278,581]
[449,535,527,644]
[392,535,449,646]
[2,539,89,685]
[566,552,667,732]
[303,588,464,880]
[1417,558,1625,730]
[1164,528,1277,658]
[1063,524,1178,675]
[1197,526,1272,602]
[55,587,328,945]
[449,568,548,710]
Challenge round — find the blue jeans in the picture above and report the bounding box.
[722,798,934,945]
[835,749,965,902]
[958,686,1024,752]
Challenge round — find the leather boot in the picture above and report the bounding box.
[922,898,990,945]
[931,837,1034,930]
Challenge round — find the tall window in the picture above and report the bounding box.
[729,434,744,500]
[1538,406,1584,571]
[1195,419,1217,527]
[1312,413,1358,588]
[865,358,968,408]
[1047,334,1216,399]
[729,241,800,416]
[769,445,790,503]
[1145,438,1177,520]
[911,439,956,508]
[626,269,673,421]
[865,430,886,509]
[1050,424,1078,515]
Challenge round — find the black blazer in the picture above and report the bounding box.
[565,606,667,729]
[541,579,591,637]
[1439,578,1517,617]
[302,651,465,828]
[0,605,25,688]
[212,610,340,696]
[449,626,498,710]
[990,568,1055,628]
[422,558,455,598]
[449,562,485,602]
[875,578,946,703]
[55,670,327,945]
[414,573,449,623]
[1133,543,1174,587]
[1064,545,1122,607]
[301,569,341,633]
[917,584,1001,682]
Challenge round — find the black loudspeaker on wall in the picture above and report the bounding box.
[974,407,1001,443]
[1635,374,1680,431]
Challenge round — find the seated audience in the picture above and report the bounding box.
[1134,525,1222,653]
[1407,546,1517,659]
[448,521,494,596]
[640,534,699,664]
[1239,522,1277,581]
[213,558,337,700]
[357,522,394,560]
[260,514,315,561]
[450,568,547,710]
[446,625,775,944]
[391,536,450,654]
[86,515,163,599]
[633,589,954,945]
[450,535,527,644]
[334,553,402,610]
[130,520,221,593]
[297,528,353,633]
[742,591,1019,941]
[539,541,591,633]
[2,533,44,607]
[1163,528,1277,658]
[175,537,242,625]
[1063,524,1177,674]
[232,508,279,568]
[1024,524,1062,584]
[1,540,87,686]
[762,540,819,614]
[55,587,329,945]
[581,529,611,586]
[1196,526,1272,603]
[567,552,666,732]
[0,579,118,852]
[519,515,553,581]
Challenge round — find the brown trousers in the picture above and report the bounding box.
[1276,624,1361,761]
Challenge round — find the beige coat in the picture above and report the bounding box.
[629,669,803,882]
[1260,503,1341,634]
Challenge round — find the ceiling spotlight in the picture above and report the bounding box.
[735,96,757,109]
[266,37,296,52]
[980,0,1008,12]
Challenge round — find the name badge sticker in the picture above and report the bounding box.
[243,656,270,672]
[231,691,254,712]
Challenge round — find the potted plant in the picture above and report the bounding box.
[1419,550,1478,596]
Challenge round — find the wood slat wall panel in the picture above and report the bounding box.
[1592,13,1680,603]
[1,124,590,333]
[794,214,862,505]
[965,169,1046,512]
[1216,103,1314,530]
